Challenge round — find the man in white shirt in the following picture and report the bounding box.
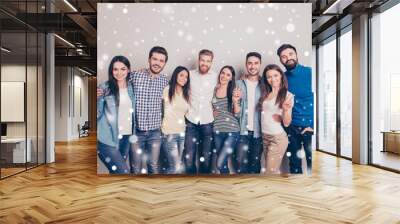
[235,52,263,174]
[184,49,218,174]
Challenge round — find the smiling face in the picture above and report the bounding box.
[198,54,213,74]
[148,52,167,74]
[246,56,261,77]
[219,67,233,85]
[112,61,129,81]
[279,48,298,70]
[176,70,189,87]
[266,69,282,89]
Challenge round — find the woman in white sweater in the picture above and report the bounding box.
[258,64,294,174]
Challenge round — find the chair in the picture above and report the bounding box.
[78,121,90,138]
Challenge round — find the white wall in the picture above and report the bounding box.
[54,67,89,141]
[97,3,312,83]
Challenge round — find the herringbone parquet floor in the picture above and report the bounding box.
[1,135,400,223]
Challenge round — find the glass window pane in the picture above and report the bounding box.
[340,29,352,158]
[318,37,337,154]
[371,3,400,171]
[27,31,38,169]
[1,30,28,177]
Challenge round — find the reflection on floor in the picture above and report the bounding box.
[0,163,42,178]
[0,167,25,177]
[373,150,400,171]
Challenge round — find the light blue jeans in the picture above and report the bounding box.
[130,129,162,174]
[162,134,185,174]
[214,131,240,174]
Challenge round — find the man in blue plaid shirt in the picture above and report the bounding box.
[129,46,169,174]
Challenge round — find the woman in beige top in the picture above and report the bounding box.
[161,66,190,174]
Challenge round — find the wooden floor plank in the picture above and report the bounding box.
[1,135,400,223]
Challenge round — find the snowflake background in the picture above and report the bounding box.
[97,3,311,83]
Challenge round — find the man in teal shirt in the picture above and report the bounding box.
[277,44,314,174]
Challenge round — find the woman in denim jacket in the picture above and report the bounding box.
[97,56,136,174]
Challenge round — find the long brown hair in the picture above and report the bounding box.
[258,64,288,110]
[217,65,236,113]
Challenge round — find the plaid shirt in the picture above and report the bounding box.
[129,71,168,131]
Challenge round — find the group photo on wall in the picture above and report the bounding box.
[97,3,313,175]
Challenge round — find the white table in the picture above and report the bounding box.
[1,138,31,163]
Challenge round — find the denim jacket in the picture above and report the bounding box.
[97,81,136,147]
[235,79,262,138]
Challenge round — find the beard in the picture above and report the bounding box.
[199,65,210,74]
[248,69,259,76]
[284,59,298,70]
[150,64,162,74]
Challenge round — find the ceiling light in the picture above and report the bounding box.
[322,0,355,15]
[78,67,93,76]
[1,47,11,53]
[63,0,78,12]
[54,34,75,48]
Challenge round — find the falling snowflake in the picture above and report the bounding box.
[245,26,254,35]
[268,17,273,23]
[162,4,174,14]
[216,4,223,11]
[129,135,138,143]
[199,157,205,162]
[304,51,310,57]
[111,165,117,171]
[122,8,128,14]
[136,149,142,155]
[286,152,292,157]
[177,30,184,37]
[106,3,113,10]
[286,23,295,32]
[105,157,111,163]
[186,34,193,42]
[297,150,305,159]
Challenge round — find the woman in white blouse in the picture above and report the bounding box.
[258,64,294,174]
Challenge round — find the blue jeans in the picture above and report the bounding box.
[285,125,313,174]
[162,134,185,174]
[98,135,130,174]
[235,131,263,174]
[214,131,239,174]
[130,129,162,174]
[184,118,213,174]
